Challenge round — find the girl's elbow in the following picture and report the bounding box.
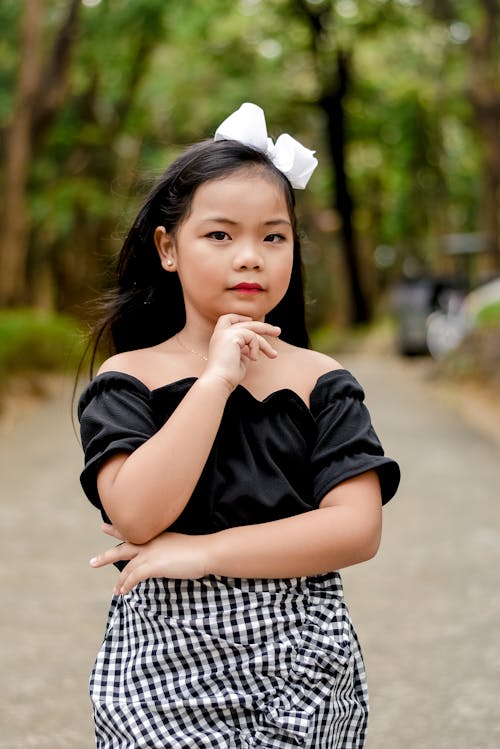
[364,532,381,561]
[102,500,163,546]
[362,517,382,561]
[123,525,157,546]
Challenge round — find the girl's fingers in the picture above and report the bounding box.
[209,317,281,366]
[233,320,281,338]
[89,542,137,568]
[242,332,277,359]
[249,336,261,361]
[241,343,252,360]
[114,562,148,595]
[256,333,278,358]
[217,314,281,338]
[233,330,278,359]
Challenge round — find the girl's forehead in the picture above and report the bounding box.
[191,171,290,215]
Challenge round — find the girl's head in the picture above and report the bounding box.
[153,154,297,332]
[90,118,315,367]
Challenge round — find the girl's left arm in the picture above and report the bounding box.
[210,470,382,578]
[91,470,382,593]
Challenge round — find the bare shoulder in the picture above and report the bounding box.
[97,350,149,377]
[279,342,343,373]
[300,347,344,377]
[96,342,183,390]
[275,341,344,395]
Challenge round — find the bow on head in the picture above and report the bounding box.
[214,102,318,189]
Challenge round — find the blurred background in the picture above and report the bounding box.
[0,0,500,376]
[0,1,499,747]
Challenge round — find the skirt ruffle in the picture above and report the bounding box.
[90,573,368,748]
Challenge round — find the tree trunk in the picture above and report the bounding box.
[294,0,370,324]
[467,0,500,269]
[320,52,370,323]
[0,0,44,306]
[0,0,80,307]
[32,0,81,139]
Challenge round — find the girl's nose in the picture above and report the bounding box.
[233,242,263,270]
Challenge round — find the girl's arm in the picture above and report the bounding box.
[209,470,382,578]
[98,374,231,545]
[91,470,382,593]
[96,315,280,545]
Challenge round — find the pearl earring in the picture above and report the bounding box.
[166,259,173,267]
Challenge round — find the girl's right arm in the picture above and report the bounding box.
[96,315,280,545]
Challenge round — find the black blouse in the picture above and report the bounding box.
[78,369,400,533]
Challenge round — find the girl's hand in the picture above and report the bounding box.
[90,524,210,594]
[203,314,281,391]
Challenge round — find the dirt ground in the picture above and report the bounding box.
[0,355,499,748]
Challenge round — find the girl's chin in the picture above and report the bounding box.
[217,304,271,321]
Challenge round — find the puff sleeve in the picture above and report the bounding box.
[309,370,400,506]
[77,372,157,510]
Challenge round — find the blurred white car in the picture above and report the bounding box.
[426,277,500,359]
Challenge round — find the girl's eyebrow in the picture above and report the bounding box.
[264,219,292,227]
[200,217,238,226]
[199,217,291,227]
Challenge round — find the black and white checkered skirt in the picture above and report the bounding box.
[90,572,368,748]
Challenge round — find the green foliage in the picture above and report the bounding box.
[0,309,84,385]
[0,0,496,323]
[476,301,500,327]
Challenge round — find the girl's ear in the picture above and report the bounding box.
[154,226,177,272]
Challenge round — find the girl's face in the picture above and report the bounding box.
[155,170,295,328]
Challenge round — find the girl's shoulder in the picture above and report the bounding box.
[270,342,346,403]
[97,349,154,382]
[97,348,153,376]
[278,341,344,380]
[96,341,189,391]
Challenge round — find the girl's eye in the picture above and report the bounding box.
[264,233,286,243]
[207,231,230,241]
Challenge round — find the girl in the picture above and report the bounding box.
[78,102,400,749]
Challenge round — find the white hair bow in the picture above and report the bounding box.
[214,102,318,189]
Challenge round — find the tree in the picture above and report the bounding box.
[0,0,80,306]
[294,0,370,324]
[466,0,500,265]
[0,0,494,327]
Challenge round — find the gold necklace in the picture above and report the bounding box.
[175,334,208,362]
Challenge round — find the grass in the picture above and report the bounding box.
[476,300,500,327]
[310,317,396,356]
[0,309,84,391]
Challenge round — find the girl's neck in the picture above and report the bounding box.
[178,321,214,348]
[175,332,208,362]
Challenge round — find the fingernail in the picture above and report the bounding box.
[89,557,98,566]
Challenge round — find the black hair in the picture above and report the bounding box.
[86,139,309,375]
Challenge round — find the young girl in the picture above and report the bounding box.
[78,102,400,749]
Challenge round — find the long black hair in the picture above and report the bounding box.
[87,139,309,374]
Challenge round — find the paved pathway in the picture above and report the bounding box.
[0,357,498,748]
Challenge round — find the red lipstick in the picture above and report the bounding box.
[230,283,263,294]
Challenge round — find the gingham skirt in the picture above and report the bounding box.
[90,572,368,748]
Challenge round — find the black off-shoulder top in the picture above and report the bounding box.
[78,369,400,533]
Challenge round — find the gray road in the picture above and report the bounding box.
[0,357,499,748]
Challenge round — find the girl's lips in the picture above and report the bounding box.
[231,283,262,294]
[230,283,263,292]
